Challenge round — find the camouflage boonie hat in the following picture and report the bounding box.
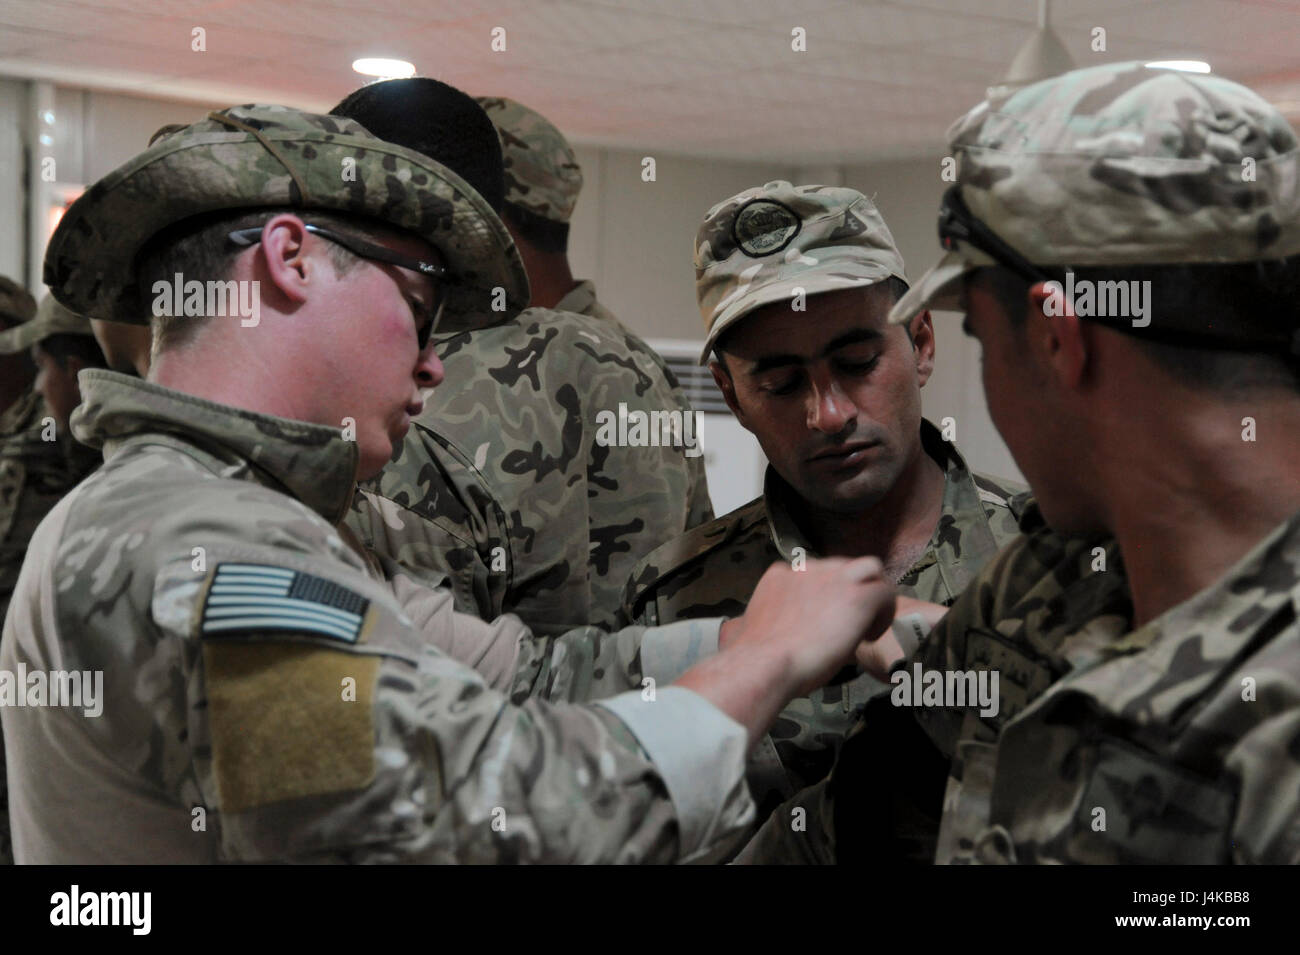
[891,61,1300,326]
[0,293,92,355]
[696,181,907,363]
[476,96,583,222]
[0,275,36,328]
[45,104,529,330]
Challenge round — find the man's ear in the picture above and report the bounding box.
[1027,281,1088,390]
[255,214,315,305]
[909,309,936,387]
[709,358,749,427]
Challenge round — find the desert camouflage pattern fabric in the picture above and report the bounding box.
[0,369,758,863]
[43,104,529,331]
[952,61,1300,266]
[0,385,100,864]
[0,294,94,355]
[739,499,1300,864]
[477,96,583,223]
[626,419,1025,819]
[348,306,713,636]
[695,181,908,362]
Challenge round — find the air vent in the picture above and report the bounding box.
[648,339,732,415]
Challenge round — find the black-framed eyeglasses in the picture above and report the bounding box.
[229,223,451,348]
[937,186,1067,290]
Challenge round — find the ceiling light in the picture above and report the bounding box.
[1145,60,1211,73]
[352,58,415,79]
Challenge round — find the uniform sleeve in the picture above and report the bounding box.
[152,503,753,864]
[379,551,724,702]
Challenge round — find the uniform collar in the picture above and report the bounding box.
[912,419,1004,596]
[761,419,1000,589]
[70,370,360,525]
[555,280,598,317]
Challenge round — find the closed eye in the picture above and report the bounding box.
[838,355,880,374]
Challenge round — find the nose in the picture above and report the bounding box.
[416,346,444,390]
[806,373,857,435]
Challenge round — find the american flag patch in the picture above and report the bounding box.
[200,563,369,643]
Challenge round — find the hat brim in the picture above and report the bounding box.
[0,322,38,355]
[700,261,901,364]
[886,247,998,326]
[45,115,529,332]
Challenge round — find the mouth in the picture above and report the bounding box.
[807,441,879,467]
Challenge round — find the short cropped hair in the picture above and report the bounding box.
[977,258,1300,394]
[502,202,570,254]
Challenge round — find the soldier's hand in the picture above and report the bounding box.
[853,596,948,682]
[728,557,896,697]
[894,595,948,630]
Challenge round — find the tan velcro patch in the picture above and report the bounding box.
[204,641,380,813]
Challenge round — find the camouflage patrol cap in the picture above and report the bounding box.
[0,293,92,355]
[45,104,529,328]
[696,181,907,363]
[890,61,1300,326]
[476,96,583,222]
[0,275,36,328]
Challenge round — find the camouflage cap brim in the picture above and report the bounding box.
[0,294,92,354]
[44,105,529,331]
[700,260,895,363]
[887,245,996,325]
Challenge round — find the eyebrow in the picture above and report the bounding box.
[747,328,884,375]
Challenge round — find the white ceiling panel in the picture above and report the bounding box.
[0,0,1295,162]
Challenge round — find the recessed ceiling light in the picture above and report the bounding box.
[352,58,415,79]
[1145,60,1211,73]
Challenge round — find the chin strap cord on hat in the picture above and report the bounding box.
[205,110,313,206]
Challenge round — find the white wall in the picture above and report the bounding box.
[0,79,29,283]
[0,83,225,296]
[566,144,795,341]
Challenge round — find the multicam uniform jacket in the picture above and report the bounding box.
[0,384,99,865]
[0,370,754,864]
[739,500,1300,864]
[624,419,1026,814]
[349,305,713,637]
